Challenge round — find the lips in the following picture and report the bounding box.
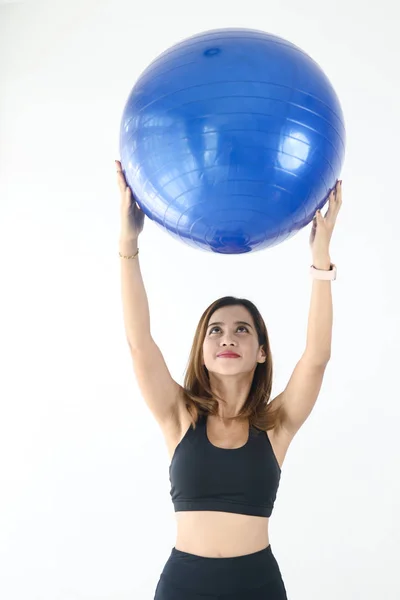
[217,352,240,358]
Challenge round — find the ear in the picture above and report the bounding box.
[258,347,267,363]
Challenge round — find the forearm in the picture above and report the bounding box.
[304,256,333,364]
[119,238,151,350]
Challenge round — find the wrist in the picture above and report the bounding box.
[119,238,139,252]
[312,257,331,270]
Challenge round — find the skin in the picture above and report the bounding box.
[202,304,266,425]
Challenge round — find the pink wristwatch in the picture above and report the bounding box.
[310,263,337,280]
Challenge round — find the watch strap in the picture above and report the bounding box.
[310,263,337,280]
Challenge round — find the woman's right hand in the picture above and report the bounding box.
[116,159,145,240]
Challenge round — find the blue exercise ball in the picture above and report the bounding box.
[119,28,345,254]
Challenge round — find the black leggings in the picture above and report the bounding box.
[154,544,288,599]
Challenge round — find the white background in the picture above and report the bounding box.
[1,0,399,598]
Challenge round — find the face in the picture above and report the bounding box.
[202,305,266,373]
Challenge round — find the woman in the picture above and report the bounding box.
[116,159,342,599]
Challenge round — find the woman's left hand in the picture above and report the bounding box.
[309,180,343,259]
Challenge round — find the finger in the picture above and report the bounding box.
[117,172,125,186]
[115,160,125,177]
[116,170,128,192]
[331,183,342,209]
[326,185,337,215]
[336,180,343,201]
[117,177,127,193]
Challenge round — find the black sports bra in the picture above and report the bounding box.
[169,413,281,517]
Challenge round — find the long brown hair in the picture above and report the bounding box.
[181,296,283,433]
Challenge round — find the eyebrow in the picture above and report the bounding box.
[207,321,253,329]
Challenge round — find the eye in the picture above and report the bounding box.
[209,325,249,334]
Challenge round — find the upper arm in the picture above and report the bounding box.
[129,337,183,428]
[270,355,329,438]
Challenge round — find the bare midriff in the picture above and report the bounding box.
[174,511,270,558]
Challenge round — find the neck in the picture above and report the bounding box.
[209,412,247,426]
